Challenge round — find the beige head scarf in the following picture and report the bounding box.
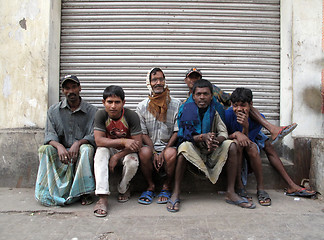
[146,68,170,122]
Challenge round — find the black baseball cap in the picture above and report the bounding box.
[61,75,80,87]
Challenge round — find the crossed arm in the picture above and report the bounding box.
[94,130,142,172]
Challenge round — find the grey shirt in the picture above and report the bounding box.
[44,98,97,147]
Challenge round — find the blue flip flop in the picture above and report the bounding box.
[225,197,256,209]
[138,190,155,205]
[156,190,171,204]
[166,198,180,212]
[272,123,297,144]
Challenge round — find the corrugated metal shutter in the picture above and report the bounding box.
[60,0,280,123]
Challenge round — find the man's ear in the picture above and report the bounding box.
[122,100,126,106]
[102,99,105,105]
[250,101,253,107]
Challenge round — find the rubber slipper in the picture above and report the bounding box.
[272,123,297,144]
[93,199,108,217]
[257,190,271,206]
[166,198,180,212]
[138,190,155,205]
[156,190,171,204]
[286,188,316,197]
[225,197,256,209]
[118,189,131,203]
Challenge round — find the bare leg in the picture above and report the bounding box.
[158,147,177,203]
[245,143,265,191]
[234,141,244,190]
[167,153,186,212]
[263,140,301,192]
[245,143,271,206]
[225,143,253,208]
[138,146,155,193]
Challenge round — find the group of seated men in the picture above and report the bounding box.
[34,68,316,217]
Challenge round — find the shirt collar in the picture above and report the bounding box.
[61,97,87,113]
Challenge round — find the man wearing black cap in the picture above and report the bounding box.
[35,75,97,206]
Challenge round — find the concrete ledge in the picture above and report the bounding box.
[0,128,297,192]
[0,128,43,188]
[310,138,324,194]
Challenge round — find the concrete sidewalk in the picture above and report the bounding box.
[0,188,323,240]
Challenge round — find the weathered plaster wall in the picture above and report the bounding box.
[0,0,50,128]
[281,0,324,149]
[291,0,323,138]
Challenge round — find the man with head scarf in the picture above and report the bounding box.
[136,68,182,205]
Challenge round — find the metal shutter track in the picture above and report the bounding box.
[60,0,280,123]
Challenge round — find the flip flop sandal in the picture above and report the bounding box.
[272,123,297,144]
[166,198,180,212]
[225,197,256,209]
[118,189,131,203]
[156,190,171,204]
[138,190,155,205]
[257,190,271,206]
[285,188,316,197]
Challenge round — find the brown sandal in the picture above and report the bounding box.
[93,198,108,217]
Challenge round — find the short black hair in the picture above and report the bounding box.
[150,68,165,81]
[192,79,213,95]
[230,87,253,104]
[103,85,125,101]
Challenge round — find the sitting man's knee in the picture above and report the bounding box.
[125,154,139,169]
[163,148,177,164]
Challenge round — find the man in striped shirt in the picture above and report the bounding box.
[136,68,181,205]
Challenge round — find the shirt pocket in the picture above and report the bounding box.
[159,122,173,142]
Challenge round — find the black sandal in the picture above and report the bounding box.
[257,190,271,206]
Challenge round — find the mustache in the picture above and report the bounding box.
[153,85,164,88]
[67,93,77,97]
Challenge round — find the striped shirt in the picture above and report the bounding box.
[136,97,181,152]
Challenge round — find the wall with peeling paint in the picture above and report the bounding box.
[281,0,324,142]
[0,0,50,128]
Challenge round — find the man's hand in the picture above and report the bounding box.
[234,131,252,147]
[109,154,119,173]
[68,141,81,163]
[236,110,249,129]
[123,139,141,152]
[56,145,70,164]
[153,151,165,172]
[202,133,219,152]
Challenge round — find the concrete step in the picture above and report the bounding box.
[116,157,296,194]
[0,129,297,192]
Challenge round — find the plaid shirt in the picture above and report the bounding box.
[136,97,181,152]
[213,85,231,108]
